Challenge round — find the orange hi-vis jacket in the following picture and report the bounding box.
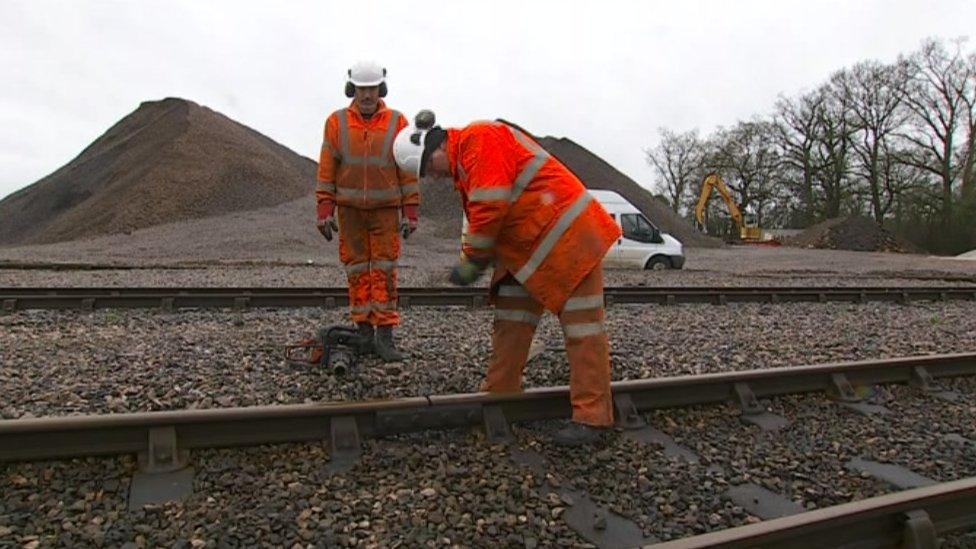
[316,100,419,217]
[448,121,622,313]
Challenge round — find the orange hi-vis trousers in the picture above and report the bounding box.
[337,206,401,326]
[482,264,613,427]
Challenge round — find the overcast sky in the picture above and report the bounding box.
[2,0,974,200]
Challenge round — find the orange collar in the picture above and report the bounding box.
[347,99,388,122]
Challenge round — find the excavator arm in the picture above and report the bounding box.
[694,173,744,231]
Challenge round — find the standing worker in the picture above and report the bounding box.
[392,111,621,446]
[316,61,419,362]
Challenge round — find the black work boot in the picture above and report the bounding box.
[374,325,405,362]
[356,323,375,356]
[552,421,606,447]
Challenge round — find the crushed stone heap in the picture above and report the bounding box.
[787,216,924,254]
[0,98,316,245]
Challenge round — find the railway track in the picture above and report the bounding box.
[3,352,976,547]
[2,285,976,311]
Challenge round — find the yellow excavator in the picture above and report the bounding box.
[693,173,766,243]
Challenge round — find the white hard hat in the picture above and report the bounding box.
[348,60,386,87]
[393,126,426,178]
[394,110,440,177]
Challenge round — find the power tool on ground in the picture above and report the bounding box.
[284,325,365,375]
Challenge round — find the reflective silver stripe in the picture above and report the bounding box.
[507,126,550,204]
[497,285,530,297]
[378,112,401,166]
[563,322,605,338]
[515,192,592,284]
[469,187,512,202]
[321,139,340,160]
[463,233,496,249]
[336,110,399,168]
[316,181,337,193]
[509,126,543,154]
[353,301,397,313]
[337,110,350,160]
[372,260,397,273]
[372,301,397,311]
[399,183,420,197]
[336,187,403,201]
[345,262,370,276]
[494,309,540,325]
[510,154,547,204]
[562,295,604,312]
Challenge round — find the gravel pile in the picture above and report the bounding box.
[0,98,316,246]
[2,301,975,419]
[786,216,924,254]
[3,378,975,546]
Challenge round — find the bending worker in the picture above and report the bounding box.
[316,61,419,362]
[392,111,621,446]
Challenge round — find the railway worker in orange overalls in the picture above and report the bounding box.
[316,61,419,362]
[392,111,621,446]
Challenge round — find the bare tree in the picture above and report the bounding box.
[645,128,704,214]
[703,119,782,227]
[812,81,857,219]
[896,38,975,220]
[834,61,909,223]
[959,51,976,200]
[774,89,825,225]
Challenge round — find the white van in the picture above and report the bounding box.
[589,190,685,270]
[459,190,685,270]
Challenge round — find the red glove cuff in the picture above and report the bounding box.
[403,204,419,222]
[317,201,335,221]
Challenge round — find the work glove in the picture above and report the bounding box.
[317,216,339,241]
[449,256,487,286]
[400,204,419,240]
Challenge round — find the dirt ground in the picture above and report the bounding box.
[1,238,975,288]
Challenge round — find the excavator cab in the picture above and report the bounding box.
[740,209,763,241]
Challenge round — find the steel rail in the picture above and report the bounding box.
[649,476,976,548]
[2,285,975,311]
[1,352,974,463]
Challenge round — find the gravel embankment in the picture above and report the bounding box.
[3,378,976,546]
[2,301,975,419]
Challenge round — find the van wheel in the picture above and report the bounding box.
[645,256,671,270]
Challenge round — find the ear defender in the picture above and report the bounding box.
[345,69,355,97]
